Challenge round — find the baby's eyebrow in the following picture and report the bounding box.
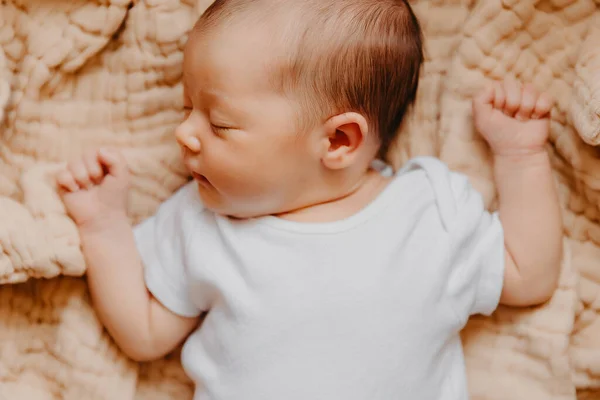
[207,91,228,107]
[204,90,245,116]
[184,85,245,118]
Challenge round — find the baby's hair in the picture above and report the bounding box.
[195,0,424,159]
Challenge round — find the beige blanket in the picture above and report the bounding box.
[2,0,600,398]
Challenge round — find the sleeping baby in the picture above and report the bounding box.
[56,0,562,398]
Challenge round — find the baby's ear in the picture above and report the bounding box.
[320,112,369,170]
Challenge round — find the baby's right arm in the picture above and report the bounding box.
[56,149,199,361]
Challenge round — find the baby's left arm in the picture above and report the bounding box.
[472,79,562,307]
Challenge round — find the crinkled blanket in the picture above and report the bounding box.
[2,0,600,398]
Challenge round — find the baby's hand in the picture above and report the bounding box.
[56,149,129,230]
[472,79,554,157]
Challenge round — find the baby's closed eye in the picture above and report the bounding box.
[210,123,232,132]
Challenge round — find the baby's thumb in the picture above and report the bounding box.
[98,148,129,181]
[472,85,495,131]
[472,85,494,114]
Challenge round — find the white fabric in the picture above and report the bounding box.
[134,156,505,400]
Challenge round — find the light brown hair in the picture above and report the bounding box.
[195,0,424,159]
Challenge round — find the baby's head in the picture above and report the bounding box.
[176,0,423,218]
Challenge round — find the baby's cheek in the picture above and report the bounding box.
[230,171,284,204]
[209,145,288,196]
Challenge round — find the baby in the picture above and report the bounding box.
[56,0,562,399]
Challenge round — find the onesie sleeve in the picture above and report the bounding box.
[406,157,505,322]
[133,182,205,318]
[444,171,505,320]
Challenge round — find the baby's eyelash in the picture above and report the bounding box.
[211,124,230,133]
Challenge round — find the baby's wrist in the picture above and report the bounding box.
[489,142,547,158]
[78,210,130,236]
[493,148,548,161]
[493,150,551,174]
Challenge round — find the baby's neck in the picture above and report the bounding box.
[274,168,392,223]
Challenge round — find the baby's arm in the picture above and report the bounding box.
[473,80,562,307]
[494,149,562,306]
[81,217,198,361]
[56,150,199,361]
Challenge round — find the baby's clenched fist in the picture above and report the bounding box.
[56,149,130,230]
[472,78,554,157]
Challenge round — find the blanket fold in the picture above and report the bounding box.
[571,13,600,146]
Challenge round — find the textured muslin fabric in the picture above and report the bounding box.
[1,0,600,398]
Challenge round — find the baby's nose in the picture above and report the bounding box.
[175,123,201,153]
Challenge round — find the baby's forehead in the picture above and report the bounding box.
[183,1,382,101]
[182,27,291,100]
[187,16,298,76]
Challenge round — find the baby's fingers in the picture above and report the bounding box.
[474,84,494,105]
[69,159,93,190]
[472,83,495,117]
[98,148,128,180]
[98,149,130,192]
[493,81,506,110]
[515,83,537,121]
[531,92,554,119]
[503,78,522,117]
[473,81,505,110]
[83,150,105,184]
[56,169,79,192]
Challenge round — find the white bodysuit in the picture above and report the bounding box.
[134,156,505,400]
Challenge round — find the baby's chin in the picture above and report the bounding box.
[205,205,265,220]
[193,182,260,219]
[190,175,300,219]
[198,191,290,220]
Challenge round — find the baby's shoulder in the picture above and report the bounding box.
[397,156,459,184]
[395,156,464,195]
[393,157,484,229]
